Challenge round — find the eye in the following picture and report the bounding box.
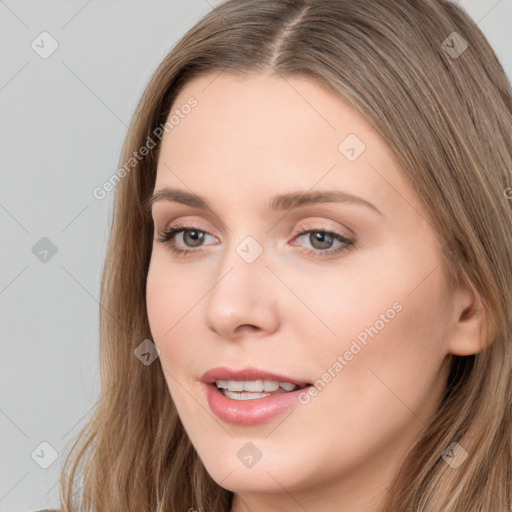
[155,222,355,259]
[292,225,354,258]
[156,223,217,256]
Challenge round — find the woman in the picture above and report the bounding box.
[49,0,512,511]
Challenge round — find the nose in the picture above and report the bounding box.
[204,240,280,340]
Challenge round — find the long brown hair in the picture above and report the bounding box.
[57,1,512,510]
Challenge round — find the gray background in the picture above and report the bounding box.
[1,1,510,511]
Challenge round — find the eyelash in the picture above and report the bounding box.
[156,222,354,259]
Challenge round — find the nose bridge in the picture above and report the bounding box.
[217,229,269,288]
[209,232,268,308]
[204,231,279,337]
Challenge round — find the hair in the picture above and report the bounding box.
[55,1,512,511]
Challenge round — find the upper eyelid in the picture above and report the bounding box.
[157,213,352,231]
[150,202,363,234]
[160,220,349,233]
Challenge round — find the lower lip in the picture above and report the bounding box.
[203,383,311,426]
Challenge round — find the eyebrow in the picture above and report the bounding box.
[145,187,383,216]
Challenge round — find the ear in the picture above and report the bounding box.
[447,280,495,356]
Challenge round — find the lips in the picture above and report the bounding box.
[200,366,311,387]
[199,366,313,425]
[202,381,313,426]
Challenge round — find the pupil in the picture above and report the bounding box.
[311,232,333,250]
[184,230,204,247]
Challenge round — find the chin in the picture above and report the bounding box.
[200,450,310,494]
[210,469,293,494]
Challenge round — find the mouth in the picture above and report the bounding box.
[200,367,314,424]
[202,375,314,426]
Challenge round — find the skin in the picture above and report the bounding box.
[145,71,486,512]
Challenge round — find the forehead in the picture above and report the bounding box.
[155,72,424,226]
[162,73,396,166]
[169,71,378,148]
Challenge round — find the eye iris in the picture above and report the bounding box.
[310,231,333,250]
[183,229,204,247]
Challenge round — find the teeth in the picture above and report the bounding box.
[279,382,296,391]
[215,379,300,393]
[223,390,272,400]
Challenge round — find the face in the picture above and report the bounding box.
[146,72,457,509]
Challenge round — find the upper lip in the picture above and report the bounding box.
[200,366,311,387]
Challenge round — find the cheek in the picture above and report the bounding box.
[285,259,407,359]
[314,242,449,353]
[297,244,450,397]
[318,268,449,423]
[145,256,201,367]
[146,258,208,421]
[146,258,171,342]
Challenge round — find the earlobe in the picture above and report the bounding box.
[447,282,495,357]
